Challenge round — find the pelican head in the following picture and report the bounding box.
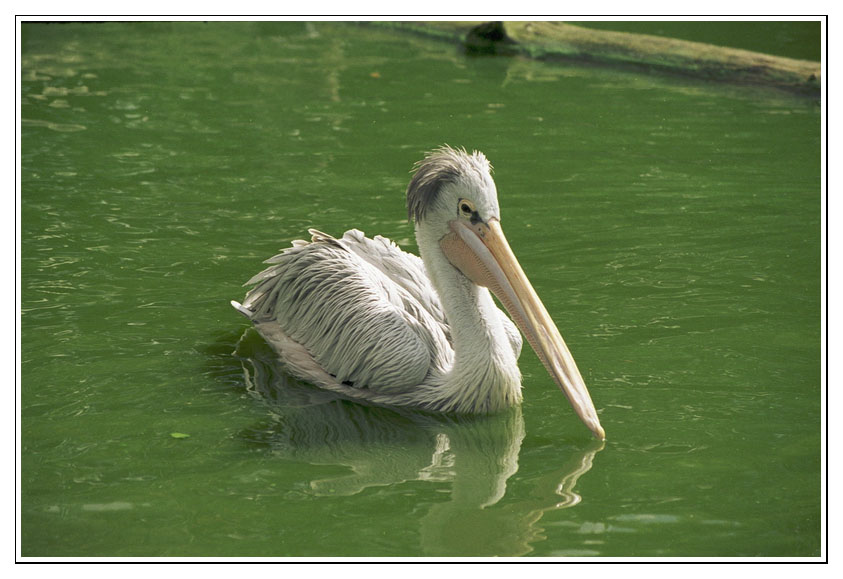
[407,146,605,440]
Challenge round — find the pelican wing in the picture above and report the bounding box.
[239,230,452,394]
[332,229,449,340]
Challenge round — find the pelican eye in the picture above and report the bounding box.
[458,199,475,216]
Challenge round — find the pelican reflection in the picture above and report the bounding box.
[234,328,604,556]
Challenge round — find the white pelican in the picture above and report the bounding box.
[232,146,605,440]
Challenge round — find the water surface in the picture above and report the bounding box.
[575,20,821,61]
[20,21,821,558]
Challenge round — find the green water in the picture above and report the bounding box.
[574,20,822,61]
[20,22,822,558]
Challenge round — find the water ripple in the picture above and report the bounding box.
[21,118,86,132]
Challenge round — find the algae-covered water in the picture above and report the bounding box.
[20,21,822,558]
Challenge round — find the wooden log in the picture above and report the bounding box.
[369,21,820,95]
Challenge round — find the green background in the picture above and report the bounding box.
[20,21,821,557]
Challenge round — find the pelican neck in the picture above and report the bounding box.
[415,224,522,412]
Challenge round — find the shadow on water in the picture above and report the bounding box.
[206,326,606,556]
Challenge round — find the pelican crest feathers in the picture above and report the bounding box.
[407,145,493,224]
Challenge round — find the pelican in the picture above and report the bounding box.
[231,146,605,440]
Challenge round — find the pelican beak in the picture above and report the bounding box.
[440,218,605,440]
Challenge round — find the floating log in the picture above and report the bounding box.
[370,21,820,95]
